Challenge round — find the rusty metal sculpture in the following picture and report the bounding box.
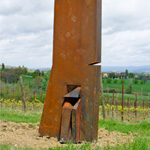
[39,0,102,143]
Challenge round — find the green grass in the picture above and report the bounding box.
[48,143,92,150]
[99,119,150,150]
[99,119,150,136]
[0,109,41,123]
[0,144,92,150]
[22,75,34,83]
[103,79,150,95]
[0,145,34,150]
[103,137,150,150]
[103,93,150,102]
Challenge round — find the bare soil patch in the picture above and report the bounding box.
[0,120,134,149]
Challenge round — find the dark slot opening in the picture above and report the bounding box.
[64,98,79,106]
[67,85,81,93]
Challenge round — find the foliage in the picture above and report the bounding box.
[120,79,125,84]
[0,66,28,83]
[125,69,128,77]
[102,79,104,83]
[108,73,115,79]
[34,76,43,88]
[133,79,138,84]
[126,80,132,94]
[2,63,5,70]
[32,70,45,78]
[107,78,112,84]
[42,70,51,90]
[128,73,134,78]
[140,80,144,84]
[113,79,118,84]
[32,73,38,78]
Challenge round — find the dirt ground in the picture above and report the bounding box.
[0,120,135,149]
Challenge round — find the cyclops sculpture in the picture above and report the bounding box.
[39,0,102,143]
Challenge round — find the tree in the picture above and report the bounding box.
[0,66,28,83]
[120,79,125,84]
[32,73,38,78]
[140,80,144,84]
[113,79,118,84]
[109,72,115,79]
[107,78,112,84]
[126,80,132,94]
[42,70,51,90]
[2,63,5,70]
[125,69,128,78]
[133,79,138,84]
[102,79,104,83]
[34,77,42,88]
[129,73,134,78]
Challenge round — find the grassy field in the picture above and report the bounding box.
[103,93,150,102]
[22,75,34,83]
[0,109,150,150]
[21,77,150,96]
[103,79,150,95]
[0,109,41,123]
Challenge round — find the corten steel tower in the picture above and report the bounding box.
[39,0,102,143]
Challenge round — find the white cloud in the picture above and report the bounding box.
[0,0,150,68]
[102,0,150,66]
[0,0,54,68]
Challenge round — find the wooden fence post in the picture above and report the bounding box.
[134,94,137,119]
[19,76,26,112]
[115,100,118,120]
[121,84,124,122]
[41,93,43,103]
[13,90,14,99]
[112,89,115,118]
[127,98,130,122]
[100,76,105,120]
[107,94,110,118]
[143,100,145,119]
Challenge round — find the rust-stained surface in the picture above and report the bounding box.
[39,0,102,142]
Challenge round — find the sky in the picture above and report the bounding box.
[0,0,150,68]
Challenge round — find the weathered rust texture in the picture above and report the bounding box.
[72,99,81,143]
[60,102,72,142]
[39,0,102,142]
[60,98,81,143]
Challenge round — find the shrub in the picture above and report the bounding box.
[133,79,138,84]
[126,81,132,94]
[107,78,112,84]
[102,79,104,83]
[32,73,38,78]
[120,79,125,84]
[140,80,144,84]
[113,79,118,84]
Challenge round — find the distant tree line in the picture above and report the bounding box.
[102,69,150,81]
[0,65,28,83]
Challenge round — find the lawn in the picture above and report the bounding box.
[0,109,41,123]
[103,79,150,95]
